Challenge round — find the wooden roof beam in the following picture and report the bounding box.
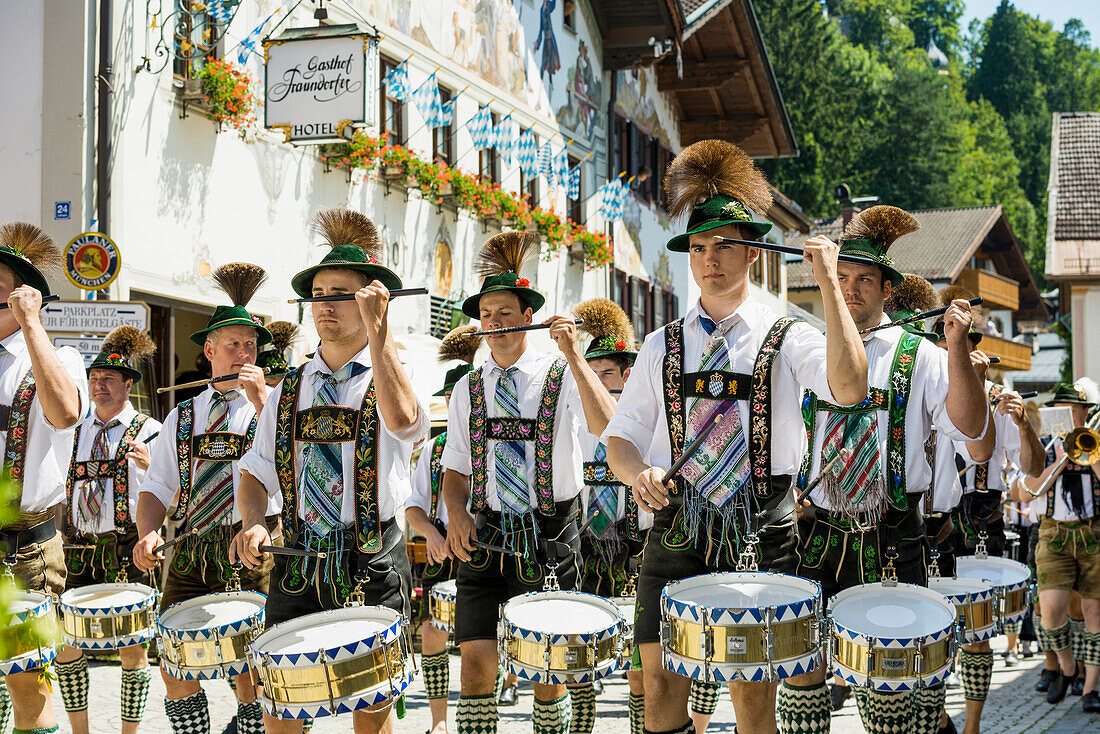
[656,57,750,91]
[680,115,767,143]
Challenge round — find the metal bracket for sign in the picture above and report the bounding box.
[141,0,243,76]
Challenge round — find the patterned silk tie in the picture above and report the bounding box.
[77,418,120,527]
[680,316,749,508]
[820,410,883,506]
[301,362,365,535]
[587,442,617,536]
[189,391,237,536]
[493,366,531,516]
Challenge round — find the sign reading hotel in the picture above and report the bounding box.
[264,24,378,144]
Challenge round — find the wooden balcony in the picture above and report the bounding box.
[955,269,1021,311]
[980,334,1032,372]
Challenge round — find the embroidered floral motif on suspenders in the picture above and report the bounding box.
[66,414,150,532]
[274,367,383,554]
[428,432,447,522]
[467,359,568,516]
[171,398,257,522]
[969,383,1004,492]
[3,369,36,488]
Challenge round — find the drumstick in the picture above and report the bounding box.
[0,294,60,311]
[156,369,270,394]
[287,287,429,304]
[473,539,522,557]
[62,544,97,550]
[795,453,843,505]
[988,357,1001,364]
[992,391,1038,404]
[662,411,728,485]
[860,297,983,335]
[258,545,327,559]
[472,319,585,337]
[157,529,196,552]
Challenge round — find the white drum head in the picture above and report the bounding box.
[927,577,993,600]
[504,591,620,636]
[61,583,155,611]
[830,584,954,639]
[956,557,1029,589]
[431,580,457,599]
[159,592,266,633]
[612,597,635,621]
[665,572,818,609]
[6,592,48,616]
[253,606,402,660]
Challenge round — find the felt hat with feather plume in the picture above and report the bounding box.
[292,208,401,298]
[573,298,637,364]
[663,140,774,252]
[838,205,919,287]
[884,273,938,341]
[0,222,62,296]
[257,321,299,377]
[1047,380,1097,407]
[462,231,545,318]
[930,284,984,346]
[189,262,273,346]
[435,324,482,396]
[89,326,156,382]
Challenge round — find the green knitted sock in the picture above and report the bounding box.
[689,680,721,715]
[164,689,210,734]
[120,666,153,723]
[54,656,89,713]
[629,692,645,734]
[236,700,264,734]
[0,679,10,734]
[12,726,60,734]
[778,680,831,733]
[1070,618,1086,661]
[1081,630,1100,668]
[959,651,994,702]
[423,651,451,700]
[457,693,497,734]
[533,693,572,734]
[1045,621,1072,653]
[853,688,913,734]
[912,684,945,734]
[568,685,596,734]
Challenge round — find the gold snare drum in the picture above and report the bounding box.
[0,592,57,675]
[60,583,158,650]
[927,576,997,643]
[157,591,266,680]
[429,579,457,633]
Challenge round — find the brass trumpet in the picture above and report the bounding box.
[1026,411,1100,497]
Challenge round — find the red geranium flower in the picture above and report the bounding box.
[516,277,530,287]
[109,353,122,360]
[615,340,626,351]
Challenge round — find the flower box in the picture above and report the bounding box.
[381,165,405,181]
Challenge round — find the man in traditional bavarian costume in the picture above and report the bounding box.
[134,263,276,734]
[604,140,868,734]
[257,321,299,388]
[566,298,652,734]
[441,232,617,734]
[231,208,429,734]
[0,223,88,734]
[407,324,481,734]
[1012,382,1100,713]
[54,326,162,734]
[781,205,990,734]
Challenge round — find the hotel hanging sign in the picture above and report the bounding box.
[264,24,378,144]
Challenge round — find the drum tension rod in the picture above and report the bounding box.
[320,646,337,715]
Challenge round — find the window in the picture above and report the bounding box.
[766,251,781,294]
[432,87,455,166]
[563,1,576,31]
[630,276,649,338]
[614,114,668,205]
[172,1,222,79]
[663,289,680,325]
[750,255,764,286]
[379,56,405,146]
[479,112,500,183]
[615,116,631,178]
[568,154,583,224]
[520,128,539,205]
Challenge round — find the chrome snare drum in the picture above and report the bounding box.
[429,580,456,633]
[611,596,636,671]
[157,591,266,680]
[0,592,57,675]
[927,576,997,643]
[955,556,1031,628]
[60,583,158,650]
[661,572,822,682]
[829,582,956,691]
[501,590,623,684]
[250,605,414,720]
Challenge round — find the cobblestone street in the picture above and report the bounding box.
[49,635,1098,733]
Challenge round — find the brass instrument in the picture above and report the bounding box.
[1026,411,1100,497]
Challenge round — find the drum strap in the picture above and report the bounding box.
[467,359,567,517]
[66,414,149,534]
[428,432,447,522]
[1,368,36,497]
[274,366,383,554]
[171,398,257,522]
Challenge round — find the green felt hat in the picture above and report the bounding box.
[190,305,273,347]
[584,335,638,364]
[1047,382,1096,407]
[291,244,402,299]
[0,223,60,296]
[888,309,937,342]
[256,321,298,377]
[256,348,290,376]
[839,237,905,286]
[462,271,545,318]
[462,232,545,319]
[87,326,155,382]
[434,363,474,396]
[88,351,143,382]
[665,195,772,252]
[838,205,921,287]
[189,262,273,346]
[292,209,401,298]
[931,320,983,346]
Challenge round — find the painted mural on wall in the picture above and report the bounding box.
[556,40,602,140]
[614,68,675,147]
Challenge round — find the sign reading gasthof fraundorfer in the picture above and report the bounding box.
[264,24,378,144]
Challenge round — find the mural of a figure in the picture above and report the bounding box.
[534,0,560,92]
[570,40,601,138]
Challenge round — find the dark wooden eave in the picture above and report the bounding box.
[587,0,685,71]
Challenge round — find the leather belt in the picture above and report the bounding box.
[0,518,57,559]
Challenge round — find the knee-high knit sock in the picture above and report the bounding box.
[913,684,945,734]
[120,666,153,723]
[629,692,646,734]
[54,656,89,714]
[1070,618,1086,663]
[643,722,695,734]
[853,688,913,734]
[778,680,831,733]
[0,679,10,734]
[236,700,264,734]
[568,685,596,734]
[1045,621,1072,653]
[164,689,211,734]
[688,680,720,716]
[959,651,994,701]
[1034,612,1053,652]
[12,726,60,734]
[533,694,572,734]
[423,651,451,700]
[1081,630,1100,670]
[457,694,498,734]
[1003,619,1023,636]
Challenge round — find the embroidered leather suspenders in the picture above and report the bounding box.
[171,398,257,522]
[2,369,36,490]
[66,414,150,532]
[428,432,447,522]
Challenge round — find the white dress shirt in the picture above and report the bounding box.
[929,430,963,513]
[804,316,987,510]
[602,298,842,476]
[441,346,587,510]
[0,330,89,513]
[69,401,162,534]
[240,345,429,523]
[408,434,449,527]
[956,383,1021,494]
[1046,472,1097,521]
[141,386,280,521]
[578,428,653,531]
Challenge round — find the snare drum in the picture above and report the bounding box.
[611,596,636,671]
[0,592,57,675]
[250,605,414,720]
[829,582,956,691]
[60,583,158,650]
[927,576,997,643]
[157,591,266,680]
[661,572,822,683]
[429,580,456,633]
[501,591,622,684]
[955,556,1031,628]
